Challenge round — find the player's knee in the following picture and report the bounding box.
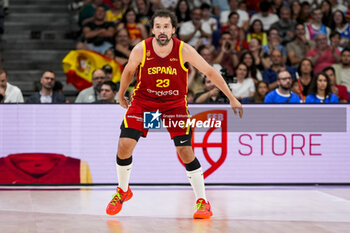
[118,138,136,158]
[177,146,195,164]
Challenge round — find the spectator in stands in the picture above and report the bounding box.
[297,58,314,98]
[270,0,283,16]
[321,0,333,27]
[333,48,350,98]
[239,51,263,84]
[194,76,227,103]
[189,45,220,95]
[79,0,110,26]
[298,1,312,24]
[121,0,133,11]
[305,8,331,41]
[218,12,245,48]
[212,31,237,76]
[220,0,249,30]
[248,38,265,71]
[104,48,115,59]
[250,1,279,31]
[330,31,343,51]
[246,19,268,46]
[226,24,249,52]
[200,3,218,37]
[242,80,269,104]
[77,6,116,55]
[53,81,64,95]
[330,10,350,49]
[306,32,340,73]
[113,28,132,66]
[102,64,113,80]
[160,0,177,10]
[105,0,124,24]
[179,8,212,47]
[263,49,296,90]
[212,0,230,18]
[0,86,5,103]
[238,1,247,12]
[270,6,296,45]
[175,0,191,29]
[264,70,301,103]
[290,0,302,23]
[26,71,65,104]
[75,69,106,103]
[136,0,154,34]
[305,72,339,103]
[228,62,255,102]
[198,45,222,73]
[323,66,349,103]
[330,0,347,12]
[291,79,304,102]
[0,68,24,103]
[117,8,148,46]
[262,28,287,68]
[188,0,211,9]
[94,80,117,103]
[287,23,313,67]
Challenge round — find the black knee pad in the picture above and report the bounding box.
[173,129,192,146]
[117,156,133,166]
[120,122,143,142]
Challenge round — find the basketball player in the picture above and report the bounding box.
[106,9,243,219]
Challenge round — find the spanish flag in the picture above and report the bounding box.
[62,50,123,91]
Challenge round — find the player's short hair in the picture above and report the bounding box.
[151,9,178,29]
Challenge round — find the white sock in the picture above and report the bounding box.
[186,167,207,201]
[117,163,132,192]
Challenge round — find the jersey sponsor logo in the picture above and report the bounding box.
[170,58,178,61]
[147,66,177,75]
[147,89,179,96]
[146,57,154,61]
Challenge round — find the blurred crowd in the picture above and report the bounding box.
[1,0,350,104]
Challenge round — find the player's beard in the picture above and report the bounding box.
[156,34,172,46]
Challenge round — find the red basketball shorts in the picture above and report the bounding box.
[122,98,190,139]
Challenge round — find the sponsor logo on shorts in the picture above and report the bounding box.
[147,89,179,97]
[127,115,143,122]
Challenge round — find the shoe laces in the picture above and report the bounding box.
[110,192,122,206]
[193,199,206,211]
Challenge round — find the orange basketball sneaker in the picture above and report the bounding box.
[193,198,213,219]
[106,187,133,215]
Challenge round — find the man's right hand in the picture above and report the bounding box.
[119,95,129,109]
[230,98,243,118]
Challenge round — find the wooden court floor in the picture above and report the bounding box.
[0,186,350,233]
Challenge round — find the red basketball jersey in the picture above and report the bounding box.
[132,37,189,102]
